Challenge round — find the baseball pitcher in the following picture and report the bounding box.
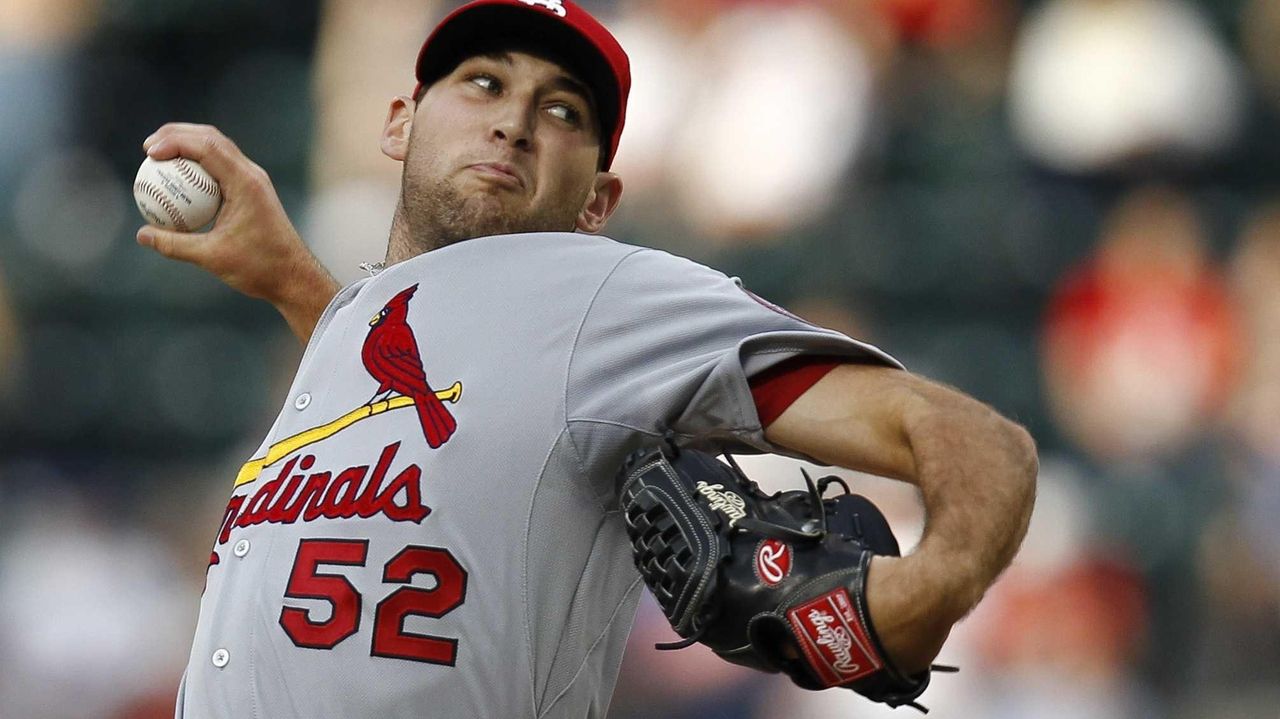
[137,1,1038,717]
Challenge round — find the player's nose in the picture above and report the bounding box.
[490,102,534,152]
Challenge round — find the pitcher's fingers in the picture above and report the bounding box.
[145,130,259,191]
[143,123,219,153]
[137,225,212,265]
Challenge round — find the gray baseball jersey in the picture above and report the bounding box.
[176,232,899,719]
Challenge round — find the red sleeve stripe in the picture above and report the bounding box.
[749,357,841,428]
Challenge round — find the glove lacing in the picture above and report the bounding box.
[656,458,832,651]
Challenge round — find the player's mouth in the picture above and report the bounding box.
[467,163,524,189]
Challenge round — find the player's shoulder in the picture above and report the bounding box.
[464,231,728,281]
[536,236,758,321]
[376,231,730,297]
[516,232,719,276]
[585,236,734,287]
[395,231,640,269]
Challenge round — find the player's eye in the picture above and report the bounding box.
[546,102,582,127]
[468,73,501,94]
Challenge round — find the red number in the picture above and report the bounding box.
[372,546,468,665]
[279,539,368,649]
[278,540,467,664]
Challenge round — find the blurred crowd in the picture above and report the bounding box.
[1,0,1278,717]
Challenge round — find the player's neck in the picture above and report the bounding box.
[384,217,418,267]
[384,203,440,266]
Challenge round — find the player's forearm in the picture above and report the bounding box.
[863,388,1036,675]
[899,385,1038,617]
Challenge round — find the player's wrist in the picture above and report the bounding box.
[268,248,340,343]
[267,243,338,307]
[864,555,954,675]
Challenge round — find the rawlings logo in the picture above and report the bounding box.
[517,0,567,17]
[808,609,858,673]
[786,588,881,687]
[755,539,791,586]
[694,481,747,526]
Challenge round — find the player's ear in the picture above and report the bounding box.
[381,95,416,161]
[576,172,623,233]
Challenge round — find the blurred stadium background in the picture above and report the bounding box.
[1,0,1278,717]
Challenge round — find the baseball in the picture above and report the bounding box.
[133,156,222,232]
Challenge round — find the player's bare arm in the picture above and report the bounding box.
[764,363,1039,674]
[137,123,340,342]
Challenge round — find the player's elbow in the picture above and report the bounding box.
[921,387,1039,504]
[912,380,1038,481]
[988,414,1039,509]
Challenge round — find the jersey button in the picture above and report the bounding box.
[233,539,251,558]
[211,648,230,668]
[294,393,312,410]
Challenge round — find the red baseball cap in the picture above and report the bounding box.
[413,0,631,170]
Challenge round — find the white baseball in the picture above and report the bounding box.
[133,156,222,232]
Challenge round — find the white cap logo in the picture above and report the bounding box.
[517,0,567,18]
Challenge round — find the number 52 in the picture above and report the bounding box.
[278,538,468,665]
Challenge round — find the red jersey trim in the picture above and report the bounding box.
[749,357,840,428]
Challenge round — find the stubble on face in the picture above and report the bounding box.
[395,147,585,256]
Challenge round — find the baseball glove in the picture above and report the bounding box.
[617,440,954,711]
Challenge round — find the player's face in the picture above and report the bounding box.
[385,51,622,250]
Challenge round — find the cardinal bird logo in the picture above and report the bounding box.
[361,284,458,448]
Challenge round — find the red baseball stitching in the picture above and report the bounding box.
[135,180,189,232]
[172,158,219,198]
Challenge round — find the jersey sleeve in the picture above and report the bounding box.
[564,248,901,502]
[749,356,842,427]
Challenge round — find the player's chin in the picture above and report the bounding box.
[458,190,521,217]
[453,195,532,235]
